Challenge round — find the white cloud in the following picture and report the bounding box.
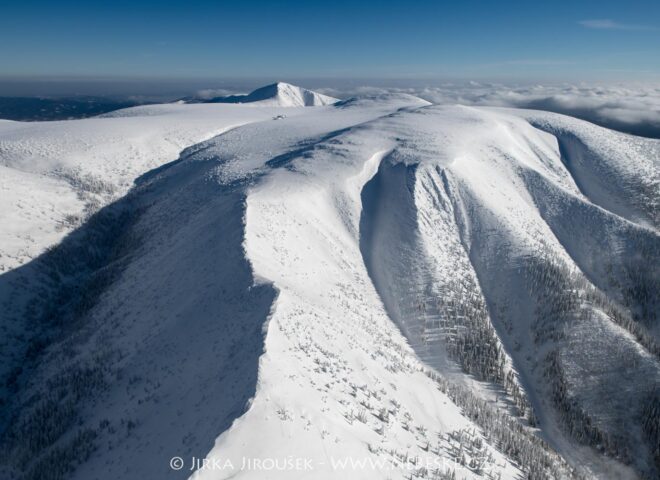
[192,88,237,100]
[318,82,660,138]
[578,19,654,30]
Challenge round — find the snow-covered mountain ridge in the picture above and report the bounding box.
[182,82,339,107]
[0,87,657,480]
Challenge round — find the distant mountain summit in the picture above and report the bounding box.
[183,82,338,107]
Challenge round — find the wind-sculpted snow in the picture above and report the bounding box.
[0,90,658,480]
[506,108,660,227]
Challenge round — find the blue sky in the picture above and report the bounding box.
[1,0,659,81]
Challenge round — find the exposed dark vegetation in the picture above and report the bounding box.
[0,189,143,479]
[425,368,582,480]
[420,279,534,424]
[641,393,660,477]
[522,250,659,479]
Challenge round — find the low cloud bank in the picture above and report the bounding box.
[318,83,660,138]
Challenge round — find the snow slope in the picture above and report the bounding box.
[0,103,295,271]
[0,88,658,480]
[183,82,339,107]
[0,101,300,434]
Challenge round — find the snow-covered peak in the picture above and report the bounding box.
[252,82,338,106]
[186,82,338,107]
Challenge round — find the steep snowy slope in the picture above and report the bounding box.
[352,106,659,478]
[0,101,304,440]
[0,93,658,480]
[183,82,338,107]
[0,103,295,272]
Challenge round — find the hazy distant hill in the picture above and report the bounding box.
[0,97,144,121]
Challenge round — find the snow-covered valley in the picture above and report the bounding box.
[0,84,658,480]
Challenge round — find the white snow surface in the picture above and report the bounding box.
[0,87,658,480]
[0,103,294,271]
